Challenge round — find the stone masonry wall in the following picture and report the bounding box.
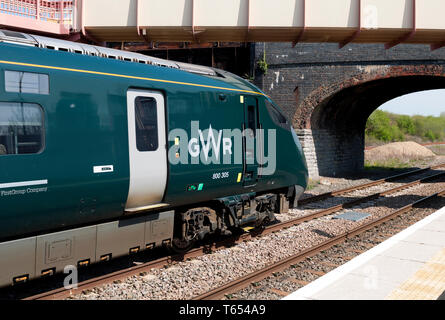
[296,129,364,179]
[253,42,445,178]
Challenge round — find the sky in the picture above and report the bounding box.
[378,89,445,117]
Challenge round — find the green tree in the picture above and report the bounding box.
[366,110,400,142]
[425,130,435,140]
[366,110,445,143]
[396,115,415,135]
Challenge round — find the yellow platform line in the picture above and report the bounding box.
[386,247,445,300]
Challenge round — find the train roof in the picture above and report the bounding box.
[0,29,263,96]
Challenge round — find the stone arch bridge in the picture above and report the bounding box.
[253,43,445,178]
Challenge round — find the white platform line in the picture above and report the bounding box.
[0,179,48,189]
[283,205,445,300]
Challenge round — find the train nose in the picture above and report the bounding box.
[291,126,309,188]
[291,127,307,166]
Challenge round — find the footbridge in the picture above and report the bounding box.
[80,0,445,50]
[4,1,445,50]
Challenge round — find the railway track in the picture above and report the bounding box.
[193,185,445,300]
[21,164,445,300]
[298,164,445,206]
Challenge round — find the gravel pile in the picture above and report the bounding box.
[365,141,435,163]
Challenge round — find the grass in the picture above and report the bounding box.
[364,157,431,170]
[306,179,321,191]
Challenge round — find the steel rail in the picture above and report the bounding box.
[276,171,445,230]
[193,188,445,300]
[23,246,207,300]
[298,163,445,206]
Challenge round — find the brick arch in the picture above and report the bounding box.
[293,64,445,130]
[292,65,445,178]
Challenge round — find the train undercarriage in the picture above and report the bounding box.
[172,189,297,252]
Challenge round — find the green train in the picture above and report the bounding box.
[0,30,308,287]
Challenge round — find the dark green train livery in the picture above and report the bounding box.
[0,30,307,287]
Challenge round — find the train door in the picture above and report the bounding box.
[242,96,259,187]
[125,89,168,212]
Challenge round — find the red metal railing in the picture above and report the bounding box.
[0,0,73,26]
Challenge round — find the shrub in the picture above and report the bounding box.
[397,115,415,135]
[365,110,445,143]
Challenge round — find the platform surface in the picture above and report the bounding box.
[284,206,445,300]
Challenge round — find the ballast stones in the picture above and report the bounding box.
[333,211,370,222]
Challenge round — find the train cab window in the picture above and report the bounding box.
[0,102,44,155]
[246,105,257,137]
[5,70,49,94]
[265,100,290,130]
[135,97,158,152]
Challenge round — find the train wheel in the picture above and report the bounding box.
[171,237,196,254]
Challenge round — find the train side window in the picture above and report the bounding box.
[265,100,289,129]
[5,70,49,94]
[247,104,256,137]
[135,97,158,152]
[0,102,44,155]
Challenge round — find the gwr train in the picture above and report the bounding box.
[0,30,308,287]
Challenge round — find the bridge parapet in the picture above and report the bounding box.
[0,0,74,35]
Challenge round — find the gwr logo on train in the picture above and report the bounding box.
[168,121,277,175]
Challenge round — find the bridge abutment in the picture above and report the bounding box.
[297,129,364,179]
[253,42,445,179]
